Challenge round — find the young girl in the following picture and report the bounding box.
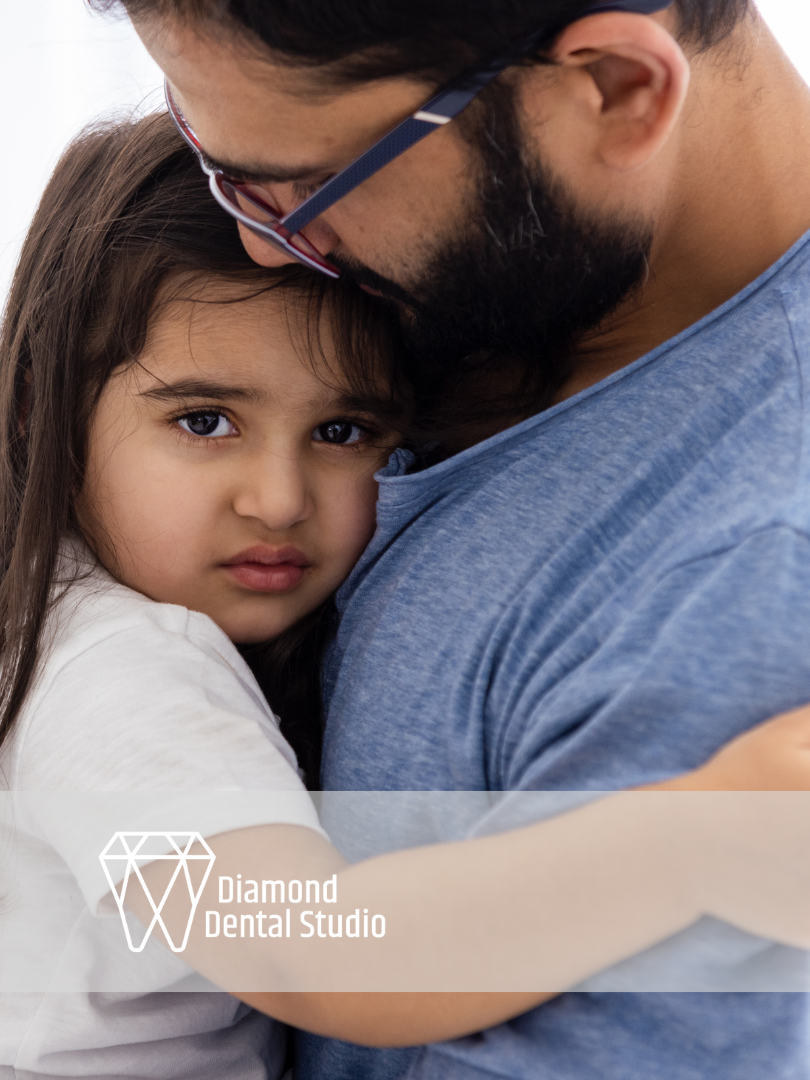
[3,112,810,1078]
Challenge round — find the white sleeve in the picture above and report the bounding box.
[13,613,325,913]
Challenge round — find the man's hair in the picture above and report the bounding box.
[95,0,750,85]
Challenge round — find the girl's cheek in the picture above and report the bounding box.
[353,484,380,547]
[330,480,379,567]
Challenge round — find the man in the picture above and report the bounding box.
[94,0,810,1076]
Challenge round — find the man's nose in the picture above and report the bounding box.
[232,455,313,531]
[238,223,297,267]
[237,217,340,269]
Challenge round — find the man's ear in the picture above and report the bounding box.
[547,11,690,172]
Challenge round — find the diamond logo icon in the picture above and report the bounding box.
[99,832,216,953]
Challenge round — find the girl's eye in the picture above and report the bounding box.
[177,412,236,438]
[313,420,366,445]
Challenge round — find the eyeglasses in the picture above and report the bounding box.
[165,0,671,279]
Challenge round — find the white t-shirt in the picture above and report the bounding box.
[0,544,324,1078]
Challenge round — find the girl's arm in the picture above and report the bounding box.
[129,706,810,1047]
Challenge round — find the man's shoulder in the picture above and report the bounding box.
[381,233,810,506]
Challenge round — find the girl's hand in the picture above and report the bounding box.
[640,707,810,951]
[649,706,810,791]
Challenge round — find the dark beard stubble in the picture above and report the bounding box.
[333,82,654,452]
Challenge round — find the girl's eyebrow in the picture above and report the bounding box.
[139,378,374,415]
[139,379,266,405]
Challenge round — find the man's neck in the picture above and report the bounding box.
[557,12,810,403]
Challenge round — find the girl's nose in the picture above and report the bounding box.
[232,455,313,531]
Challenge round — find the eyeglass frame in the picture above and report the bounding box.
[165,0,671,279]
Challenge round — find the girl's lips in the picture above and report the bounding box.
[225,562,306,593]
[222,546,311,594]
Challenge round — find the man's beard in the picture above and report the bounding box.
[333,87,653,430]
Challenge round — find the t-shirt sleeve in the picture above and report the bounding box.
[499,524,810,794]
[13,614,325,913]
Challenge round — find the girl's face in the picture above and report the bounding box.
[78,285,394,643]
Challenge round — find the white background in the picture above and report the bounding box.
[0,0,806,302]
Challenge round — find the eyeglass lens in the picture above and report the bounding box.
[215,177,333,266]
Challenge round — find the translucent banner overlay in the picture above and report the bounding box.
[2,790,810,992]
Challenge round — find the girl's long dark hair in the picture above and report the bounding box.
[0,111,404,785]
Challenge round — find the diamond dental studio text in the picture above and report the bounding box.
[205,875,386,939]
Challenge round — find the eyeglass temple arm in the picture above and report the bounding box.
[282,0,671,234]
[281,70,501,234]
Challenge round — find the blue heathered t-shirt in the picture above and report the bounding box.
[297,231,810,1080]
